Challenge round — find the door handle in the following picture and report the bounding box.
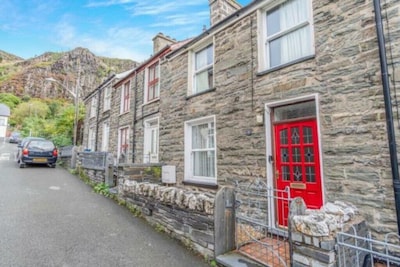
[275,170,280,179]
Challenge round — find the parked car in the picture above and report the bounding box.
[9,132,21,143]
[16,137,45,162]
[18,139,58,168]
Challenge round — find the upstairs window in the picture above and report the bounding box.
[120,81,130,114]
[145,62,160,102]
[90,97,97,118]
[193,44,214,94]
[103,86,111,111]
[260,0,314,70]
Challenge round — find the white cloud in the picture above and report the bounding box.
[150,11,209,27]
[85,0,138,8]
[54,20,153,61]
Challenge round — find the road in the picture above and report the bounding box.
[0,141,209,267]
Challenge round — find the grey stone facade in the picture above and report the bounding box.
[158,0,400,236]
[82,0,400,259]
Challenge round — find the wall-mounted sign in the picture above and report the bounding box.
[162,165,176,184]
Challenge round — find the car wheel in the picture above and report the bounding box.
[19,162,26,168]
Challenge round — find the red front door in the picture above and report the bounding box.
[274,119,323,226]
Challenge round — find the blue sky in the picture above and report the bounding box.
[0,0,252,62]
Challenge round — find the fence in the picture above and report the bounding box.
[80,151,110,170]
[337,226,400,267]
[58,145,73,157]
[235,179,291,267]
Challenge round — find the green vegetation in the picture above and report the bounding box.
[33,61,53,68]
[0,93,21,109]
[144,166,162,178]
[93,182,110,197]
[1,93,85,147]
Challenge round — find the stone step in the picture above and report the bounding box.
[216,252,266,267]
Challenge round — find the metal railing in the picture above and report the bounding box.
[337,226,400,266]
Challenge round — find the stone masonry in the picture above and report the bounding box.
[81,0,400,260]
[159,0,400,238]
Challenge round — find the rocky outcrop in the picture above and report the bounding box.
[0,47,138,99]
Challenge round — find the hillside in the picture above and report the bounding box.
[0,50,24,62]
[0,47,138,100]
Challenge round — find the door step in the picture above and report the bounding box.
[216,252,266,267]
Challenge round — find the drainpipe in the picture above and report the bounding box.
[132,70,138,163]
[95,90,101,151]
[373,0,400,235]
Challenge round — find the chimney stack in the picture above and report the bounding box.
[209,0,241,27]
[152,33,176,54]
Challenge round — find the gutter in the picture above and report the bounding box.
[373,0,400,234]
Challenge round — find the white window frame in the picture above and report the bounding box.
[257,0,314,71]
[88,126,96,151]
[184,115,217,185]
[118,126,129,162]
[101,121,110,152]
[188,43,214,96]
[144,61,160,103]
[103,86,111,111]
[143,117,159,163]
[90,97,97,118]
[120,81,130,114]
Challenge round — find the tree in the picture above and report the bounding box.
[10,99,49,126]
[0,93,21,110]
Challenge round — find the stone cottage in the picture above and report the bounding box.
[159,0,400,233]
[82,0,400,265]
[0,103,10,141]
[109,34,189,165]
[83,68,133,154]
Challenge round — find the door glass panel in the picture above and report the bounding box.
[280,129,288,145]
[292,147,301,162]
[306,166,315,182]
[303,126,313,144]
[293,165,302,181]
[281,148,289,162]
[274,101,316,121]
[282,166,290,181]
[304,146,314,162]
[291,127,300,144]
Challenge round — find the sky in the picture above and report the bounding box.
[0,0,252,62]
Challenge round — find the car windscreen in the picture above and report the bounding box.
[27,140,55,150]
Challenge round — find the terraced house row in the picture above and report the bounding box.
[82,0,400,265]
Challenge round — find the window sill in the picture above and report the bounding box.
[257,55,315,76]
[142,98,160,106]
[186,87,216,100]
[183,180,218,189]
[119,110,130,116]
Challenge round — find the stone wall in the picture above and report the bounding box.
[160,0,400,235]
[116,163,235,260]
[290,198,368,267]
[119,178,216,259]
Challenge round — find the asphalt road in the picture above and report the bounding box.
[0,141,209,267]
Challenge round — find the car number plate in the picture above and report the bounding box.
[33,158,47,163]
